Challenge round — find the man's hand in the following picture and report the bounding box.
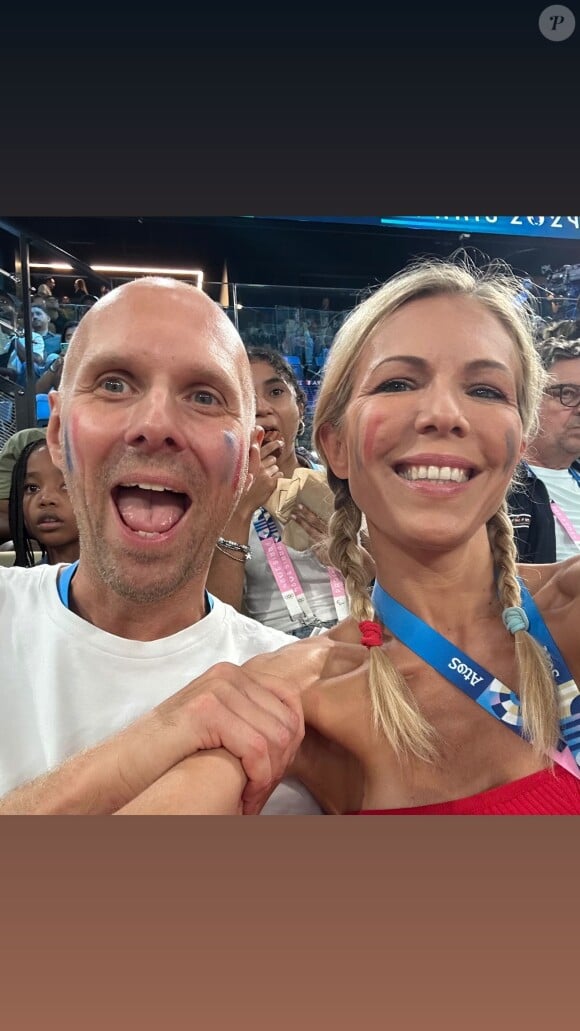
[147,660,305,815]
[238,636,368,812]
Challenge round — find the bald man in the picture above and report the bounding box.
[0,278,348,815]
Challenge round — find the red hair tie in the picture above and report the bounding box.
[359,620,383,648]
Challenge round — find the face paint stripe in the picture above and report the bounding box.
[63,423,74,474]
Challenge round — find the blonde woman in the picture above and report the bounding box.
[286,258,580,814]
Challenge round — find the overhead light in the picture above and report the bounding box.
[30,262,204,289]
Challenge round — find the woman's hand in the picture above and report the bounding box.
[289,503,331,560]
[240,437,285,516]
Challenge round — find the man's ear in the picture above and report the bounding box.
[45,392,64,473]
[318,421,349,480]
[243,424,264,492]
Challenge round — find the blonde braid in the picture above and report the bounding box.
[328,480,438,762]
[488,503,559,757]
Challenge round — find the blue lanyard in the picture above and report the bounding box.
[56,561,215,613]
[370,579,580,770]
[569,465,580,487]
[57,561,79,607]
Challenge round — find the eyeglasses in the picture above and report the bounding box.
[544,384,580,408]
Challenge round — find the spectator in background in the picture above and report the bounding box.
[207,347,360,637]
[30,304,62,363]
[0,428,46,544]
[45,296,67,337]
[9,439,79,567]
[8,332,48,385]
[71,278,93,304]
[34,322,79,395]
[509,332,580,563]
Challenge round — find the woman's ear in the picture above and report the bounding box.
[318,422,349,479]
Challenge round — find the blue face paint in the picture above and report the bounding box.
[63,424,74,474]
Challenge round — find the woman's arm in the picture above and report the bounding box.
[114,748,247,815]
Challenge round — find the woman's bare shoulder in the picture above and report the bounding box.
[322,615,362,645]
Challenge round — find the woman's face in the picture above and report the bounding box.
[321,294,525,555]
[252,360,303,462]
[22,445,79,552]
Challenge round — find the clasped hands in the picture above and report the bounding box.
[115,634,368,816]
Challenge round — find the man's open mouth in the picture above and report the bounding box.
[112,482,191,537]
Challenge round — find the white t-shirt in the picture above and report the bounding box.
[528,465,580,561]
[0,563,323,813]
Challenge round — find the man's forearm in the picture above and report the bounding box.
[0,711,175,815]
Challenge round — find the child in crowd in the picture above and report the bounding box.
[9,439,79,567]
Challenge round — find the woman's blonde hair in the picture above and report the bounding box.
[313,258,558,764]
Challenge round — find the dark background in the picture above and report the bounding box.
[8,215,580,294]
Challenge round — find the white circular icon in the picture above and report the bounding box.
[539,5,576,40]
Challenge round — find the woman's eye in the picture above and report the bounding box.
[374,378,415,394]
[24,483,39,494]
[469,385,507,400]
[270,387,286,398]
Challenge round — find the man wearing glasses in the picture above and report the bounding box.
[510,332,580,563]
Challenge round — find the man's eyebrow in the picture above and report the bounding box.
[262,376,288,387]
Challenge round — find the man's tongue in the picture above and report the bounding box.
[115,487,185,534]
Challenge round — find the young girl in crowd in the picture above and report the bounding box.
[208,347,354,636]
[9,439,79,567]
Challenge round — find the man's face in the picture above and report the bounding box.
[48,281,258,603]
[31,306,49,334]
[533,357,580,467]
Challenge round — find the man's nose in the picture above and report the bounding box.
[122,390,188,452]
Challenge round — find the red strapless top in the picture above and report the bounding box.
[349,765,580,815]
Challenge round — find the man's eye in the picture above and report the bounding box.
[99,377,127,394]
[192,390,219,406]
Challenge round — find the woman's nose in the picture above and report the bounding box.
[414,384,470,437]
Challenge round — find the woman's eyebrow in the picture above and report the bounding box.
[464,359,511,375]
[262,376,288,388]
[367,355,428,375]
[367,356,512,375]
